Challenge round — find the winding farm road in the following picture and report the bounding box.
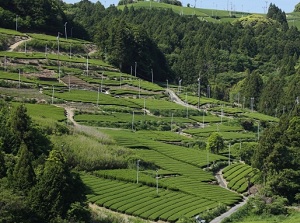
[58,92,248,223]
[8,37,31,52]
[210,197,248,223]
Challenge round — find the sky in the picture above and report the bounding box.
[63,0,299,13]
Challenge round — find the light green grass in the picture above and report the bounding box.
[242,112,279,122]
[28,33,90,44]
[0,28,26,36]
[0,52,110,67]
[43,89,139,108]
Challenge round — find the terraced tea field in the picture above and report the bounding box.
[223,163,259,193]
[81,173,241,222]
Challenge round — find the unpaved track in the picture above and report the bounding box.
[8,37,31,52]
[210,197,248,223]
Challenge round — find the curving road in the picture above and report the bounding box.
[8,37,31,52]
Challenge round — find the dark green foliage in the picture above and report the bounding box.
[222,195,288,223]
[258,76,284,116]
[9,104,31,142]
[11,143,36,194]
[253,115,300,203]
[0,151,5,178]
[29,149,86,220]
[294,3,300,12]
[0,185,39,223]
[206,132,224,154]
[267,3,288,28]
[241,71,264,109]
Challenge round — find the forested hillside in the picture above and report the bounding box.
[45,1,300,115]
[1,1,300,223]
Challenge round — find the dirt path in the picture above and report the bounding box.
[8,37,31,52]
[210,169,248,223]
[166,89,198,109]
[210,197,248,223]
[215,169,227,188]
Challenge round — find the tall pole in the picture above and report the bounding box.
[207,147,209,168]
[151,68,153,83]
[97,85,100,107]
[202,111,205,128]
[166,79,168,89]
[144,98,146,116]
[139,79,141,99]
[68,74,71,92]
[135,62,137,77]
[69,44,72,59]
[18,69,21,88]
[52,85,54,104]
[4,55,7,71]
[221,107,224,124]
[170,113,174,131]
[64,22,68,40]
[86,54,89,76]
[101,75,103,94]
[251,97,254,112]
[45,44,47,57]
[136,159,140,184]
[57,32,60,81]
[58,61,61,82]
[132,111,135,132]
[198,75,201,109]
[16,15,18,31]
[186,92,188,118]
[257,122,260,141]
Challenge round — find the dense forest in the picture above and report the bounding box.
[1,1,300,116]
[1,0,300,222]
[0,102,90,222]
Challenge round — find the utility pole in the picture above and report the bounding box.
[16,15,18,31]
[144,98,146,116]
[69,44,72,59]
[18,69,21,88]
[86,54,89,76]
[57,32,61,81]
[139,79,141,99]
[132,111,135,132]
[4,55,7,71]
[170,113,174,131]
[45,44,48,57]
[186,92,188,118]
[257,122,260,141]
[197,74,201,109]
[251,97,254,112]
[166,79,168,89]
[151,68,153,83]
[221,107,224,124]
[97,85,100,107]
[52,85,54,104]
[178,79,182,93]
[64,22,68,40]
[68,74,71,92]
[202,111,205,128]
